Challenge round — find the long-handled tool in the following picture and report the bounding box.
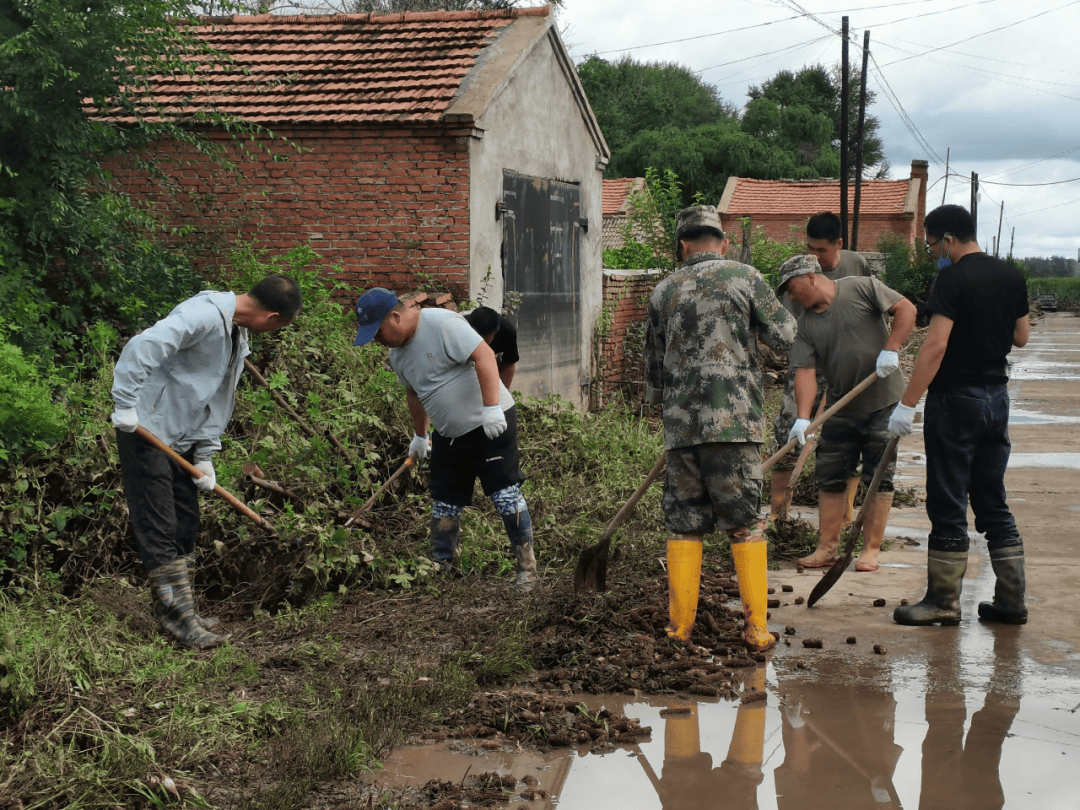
[135,426,275,535]
[760,372,878,472]
[776,395,827,520]
[344,454,417,528]
[807,435,900,607]
[574,453,667,593]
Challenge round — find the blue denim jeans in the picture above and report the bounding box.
[923,383,1020,550]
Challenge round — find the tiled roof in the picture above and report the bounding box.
[602,177,639,216]
[723,177,912,216]
[96,8,548,125]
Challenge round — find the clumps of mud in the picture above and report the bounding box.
[766,516,820,560]
[523,573,762,699]
[392,771,549,810]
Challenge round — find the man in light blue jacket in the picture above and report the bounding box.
[111,275,301,649]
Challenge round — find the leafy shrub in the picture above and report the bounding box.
[1025,276,1080,304]
[0,320,70,461]
[878,233,936,302]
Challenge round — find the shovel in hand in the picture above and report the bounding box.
[574,452,667,593]
[344,454,416,528]
[135,426,276,536]
[807,435,900,608]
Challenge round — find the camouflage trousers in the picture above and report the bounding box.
[663,442,762,535]
[771,367,827,471]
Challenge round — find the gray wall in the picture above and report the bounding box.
[467,28,605,409]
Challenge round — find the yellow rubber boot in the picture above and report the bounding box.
[664,703,701,762]
[855,492,894,572]
[731,524,776,652]
[768,469,794,522]
[666,536,703,642]
[844,476,860,525]
[727,667,767,768]
[797,490,848,568]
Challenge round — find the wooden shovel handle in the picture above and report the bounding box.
[778,394,827,519]
[134,426,267,528]
[344,455,416,528]
[601,452,667,542]
[761,371,879,473]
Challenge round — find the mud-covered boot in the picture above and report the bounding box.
[179,554,221,630]
[501,508,538,592]
[797,490,847,568]
[894,549,968,626]
[429,514,461,574]
[768,469,794,523]
[148,560,229,650]
[855,492,894,572]
[978,542,1028,624]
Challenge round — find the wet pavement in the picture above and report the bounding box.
[373,314,1080,808]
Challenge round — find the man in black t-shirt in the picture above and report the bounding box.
[465,306,520,390]
[888,205,1030,627]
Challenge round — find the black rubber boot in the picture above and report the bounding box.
[894,549,968,626]
[149,559,229,649]
[978,543,1028,624]
[429,514,461,574]
[501,508,538,592]
[176,554,221,631]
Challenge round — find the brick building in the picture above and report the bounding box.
[98,8,609,408]
[717,160,929,252]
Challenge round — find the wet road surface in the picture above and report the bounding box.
[374,314,1080,808]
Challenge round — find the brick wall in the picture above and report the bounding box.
[595,269,662,407]
[735,214,917,252]
[105,125,474,299]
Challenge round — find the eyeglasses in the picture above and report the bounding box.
[923,238,942,258]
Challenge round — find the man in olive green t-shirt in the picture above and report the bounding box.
[778,254,917,572]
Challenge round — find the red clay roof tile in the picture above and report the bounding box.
[724,177,911,216]
[94,8,548,125]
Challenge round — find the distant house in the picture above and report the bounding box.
[601,177,647,252]
[99,8,609,408]
[718,160,929,252]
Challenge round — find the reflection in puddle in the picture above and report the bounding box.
[379,631,1079,809]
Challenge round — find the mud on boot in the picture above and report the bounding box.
[148,559,229,650]
[978,542,1028,625]
[179,554,221,630]
[894,549,968,626]
[429,513,461,575]
[501,509,538,592]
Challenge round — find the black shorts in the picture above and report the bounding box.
[429,406,526,507]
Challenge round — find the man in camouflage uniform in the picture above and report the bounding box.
[645,205,797,652]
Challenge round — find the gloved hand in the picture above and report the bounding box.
[409,433,431,460]
[787,418,811,446]
[482,405,507,439]
[887,403,916,438]
[876,349,900,378]
[192,459,216,492]
[111,407,139,433]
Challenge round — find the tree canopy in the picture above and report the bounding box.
[578,56,888,207]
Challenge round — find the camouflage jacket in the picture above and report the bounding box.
[645,252,797,450]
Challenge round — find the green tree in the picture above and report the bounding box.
[747,63,888,179]
[0,0,257,366]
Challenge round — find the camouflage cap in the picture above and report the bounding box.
[675,205,725,241]
[777,254,821,292]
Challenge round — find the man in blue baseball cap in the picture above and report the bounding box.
[353,287,538,591]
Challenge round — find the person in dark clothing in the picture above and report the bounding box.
[464,306,519,390]
[888,204,1029,627]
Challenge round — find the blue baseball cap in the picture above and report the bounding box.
[354,287,399,346]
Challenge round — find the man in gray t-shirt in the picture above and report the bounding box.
[777,255,916,572]
[770,212,872,523]
[353,288,537,591]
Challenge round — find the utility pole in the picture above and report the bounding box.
[840,16,850,246]
[1009,227,1015,260]
[942,147,950,205]
[995,202,1004,259]
[851,30,870,251]
[970,172,979,240]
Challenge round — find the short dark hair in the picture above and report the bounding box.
[248,274,302,319]
[806,212,842,242]
[465,306,501,337]
[924,204,976,242]
[677,226,724,245]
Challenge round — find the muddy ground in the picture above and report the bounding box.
[35,311,1080,810]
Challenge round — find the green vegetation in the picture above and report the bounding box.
[1026,276,1080,304]
[878,233,937,302]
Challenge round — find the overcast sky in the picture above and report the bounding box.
[555,0,1080,260]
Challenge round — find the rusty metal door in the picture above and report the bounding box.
[501,170,582,402]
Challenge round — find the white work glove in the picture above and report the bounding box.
[887,403,917,438]
[876,349,900,378]
[787,418,811,446]
[481,405,507,439]
[409,433,431,460]
[192,459,216,492]
[111,407,139,433]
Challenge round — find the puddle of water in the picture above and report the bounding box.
[377,630,1080,810]
[899,452,1080,470]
